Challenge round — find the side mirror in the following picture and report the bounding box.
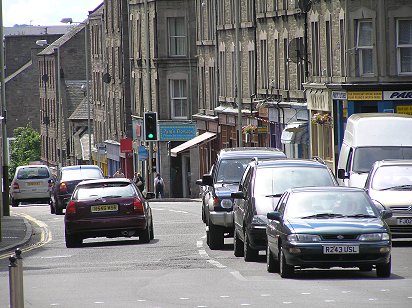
[202,174,213,186]
[267,211,282,221]
[337,168,349,179]
[381,209,393,220]
[196,179,203,186]
[48,178,55,184]
[231,191,245,199]
[145,192,156,200]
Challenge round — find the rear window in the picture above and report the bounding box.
[61,168,103,181]
[74,182,137,200]
[17,167,50,180]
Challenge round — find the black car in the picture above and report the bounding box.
[266,186,392,278]
[50,165,105,215]
[196,147,286,250]
[232,158,338,261]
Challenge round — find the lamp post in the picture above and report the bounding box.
[61,18,92,164]
[41,54,49,166]
[36,40,63,168]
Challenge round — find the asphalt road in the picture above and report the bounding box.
[1,201,412,307]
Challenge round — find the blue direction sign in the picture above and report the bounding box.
[138,145,149,161]
[159,124,197,141]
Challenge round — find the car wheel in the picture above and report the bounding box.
[202,206,206,223]
[233,228,244,257]
[279,247,294,278]
[149,220,154,240]
[11,197,19,207]
[376,257,391,278]
[243,231,258,262]
[50,200,55,214]
[267,245,279,273]
[140,225,151,243]
[359,265,373,272]
[55,202,63,215]
[208,222,224,250]
[65,231,82,248]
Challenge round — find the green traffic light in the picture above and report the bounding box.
[148,133,154,139]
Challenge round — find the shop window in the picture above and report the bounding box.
[397,19,412,74]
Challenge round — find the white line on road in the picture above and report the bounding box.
[197,240,203,248]
[230,271,247,281]
[207,259,226,269]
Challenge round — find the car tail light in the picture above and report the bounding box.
[133,198,144,214]
[66,201,77,215]
[59,182,68,193]
[12,182,19,190]
[213,196,219,205]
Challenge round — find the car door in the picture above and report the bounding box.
[234,165,252,239]
[267,192,288,257]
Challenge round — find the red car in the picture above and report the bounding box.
[64,178,155,248]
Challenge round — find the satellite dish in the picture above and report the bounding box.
[298,0,312,12]
[288,38,304,63]
[102,72,111,84]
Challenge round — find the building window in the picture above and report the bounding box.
[247,0,254,21]
[207,0,215,40]
[260,39,269,90]
[170,79,188,119]
[397,19,412,74]
[283,38,289,90]
[217,0,224,26]
[297,37,305,89]
[258,0,267,13]
[274,38,280,89]
[326,20,332,77]
[311,21,320,76]
[356,20,373,75]
[248,50,256,97]
[219,50,226,97]
[231,50,236,97]
[230,0,235,24]
[168,17,186,57]
[198,0,204,41]
[209,66,216,110]
[339,18,346,77]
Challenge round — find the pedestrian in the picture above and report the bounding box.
[133,172,144,192]
[154,173,164,198]
[113,168,125,178]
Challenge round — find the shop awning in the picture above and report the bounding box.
[281,121,309,144]
[170,132,216,157]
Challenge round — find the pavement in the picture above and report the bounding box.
[0,214,32,257]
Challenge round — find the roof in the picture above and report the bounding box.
[290,186,364,193]
[65,80,87,118]
[373,159,412,167]
[219,147,285,159]
[61,164,101,171]
[38,22,85,55]
[77,178,133,186]
[256,159,329,168]
[69,96,93,120]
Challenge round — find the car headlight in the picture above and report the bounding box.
[287,234,321,243]
[358,233,390,241]
[251,215,268,226]
[220,199,233,208]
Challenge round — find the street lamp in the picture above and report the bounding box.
[61,17,92,164]
[36,39,63,168]
[38,52,49,166]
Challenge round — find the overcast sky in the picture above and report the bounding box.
[2,0,103,27]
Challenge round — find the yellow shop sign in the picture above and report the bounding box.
[347,91,382,101]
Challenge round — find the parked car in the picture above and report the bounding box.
[196,147,286,250]
[266,186,392,278]
[64,178,155,248]
[50,165,104,215]
[10,164,53,207]
[231,158,338,261]
[365,159,412,238]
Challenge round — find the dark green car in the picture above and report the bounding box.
[266,186,392,278]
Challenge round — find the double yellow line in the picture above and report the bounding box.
[0,213,52,260]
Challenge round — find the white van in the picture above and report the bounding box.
[337,113,412,187]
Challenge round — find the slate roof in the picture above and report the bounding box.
[69,96,94,120]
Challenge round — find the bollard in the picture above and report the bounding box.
[15,248,24,308]
[9,255,18,308]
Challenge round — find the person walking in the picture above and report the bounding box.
[113,168,125,178]
[133,172,144,192]
[154,173,164,198]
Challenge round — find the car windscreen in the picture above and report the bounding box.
[284,191,378,219]
[17,167,50,179]
[61,168,103,181]
[353,147,412,173]
[216,158,252,183]
[74,183,137,200]
[372,165,412,190]
[254,166,336,196]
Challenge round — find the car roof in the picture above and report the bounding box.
[373,159,412,167]
[76,178,133,186]
[16,164,49,169]
[289,186,364,193]
[218,147,285,159]
[61,165,102,171]
[254,159,328,168]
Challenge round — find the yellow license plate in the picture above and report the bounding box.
[91,204,118,212]
[27,182,41,186]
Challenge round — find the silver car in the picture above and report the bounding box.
[10,165,53,207]
[365,159,412,238]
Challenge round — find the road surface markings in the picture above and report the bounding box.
[169,209,189,214]
[197,236,227,269]
[219,295,230,298]
[40,255,72,259]
[230,271,247,281]
[207,259,226,268]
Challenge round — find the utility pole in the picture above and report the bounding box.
[235,0,242,146]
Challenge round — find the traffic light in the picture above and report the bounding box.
[151,157,157,172]
[144,112,158,141]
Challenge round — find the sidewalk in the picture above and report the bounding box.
[0,215,32,256]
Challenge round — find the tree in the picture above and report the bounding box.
[9,125,41,180]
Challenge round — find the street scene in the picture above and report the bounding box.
[2,0,412,307]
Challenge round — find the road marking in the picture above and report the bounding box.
[197,240,203,248]
[40,255,72,259]
[207,259,226,268]
[230,271,247,281]
[169,209,189,214]
[199,249,208,257]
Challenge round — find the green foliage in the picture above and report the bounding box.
[9,125,41,179]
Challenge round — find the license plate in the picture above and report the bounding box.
[91,204,118,212]
[323,245,359,254]
[27,182,41,186]
[397,218,412,225]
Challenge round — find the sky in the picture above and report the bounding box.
[2,0,103,27]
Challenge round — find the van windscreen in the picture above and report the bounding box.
[353,146,412,173]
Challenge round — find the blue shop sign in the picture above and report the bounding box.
[138,145,149,160]
[159,124,197,141]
